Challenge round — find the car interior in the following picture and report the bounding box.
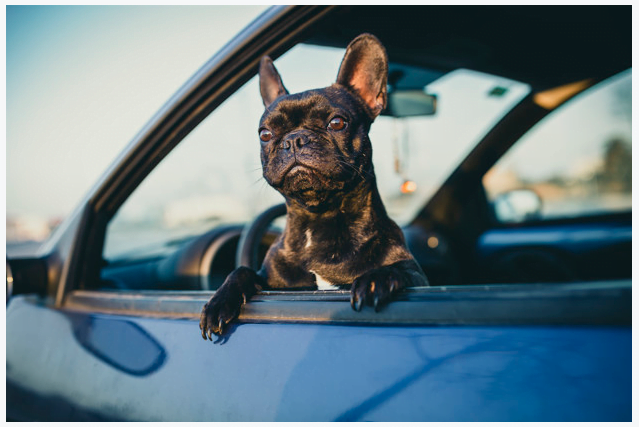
[94,6,630,294]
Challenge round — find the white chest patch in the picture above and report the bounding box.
[310,270,339,290]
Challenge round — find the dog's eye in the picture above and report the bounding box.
[259,129,273,142]
[328,116,347,131]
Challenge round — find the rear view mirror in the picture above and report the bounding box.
[385,90,437,117]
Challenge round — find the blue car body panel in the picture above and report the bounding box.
[6,295,631,421]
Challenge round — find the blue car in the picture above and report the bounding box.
[6,6,631,421]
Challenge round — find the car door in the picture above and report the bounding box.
[6,6,631,422]
[7,285,631,421]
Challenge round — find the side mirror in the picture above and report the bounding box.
[493,189,542,223]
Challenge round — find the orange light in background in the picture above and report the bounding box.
[427,236,439,249]
[400,180,417,194]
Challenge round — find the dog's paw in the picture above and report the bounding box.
[199,267,260,340]
[350,266,404,312]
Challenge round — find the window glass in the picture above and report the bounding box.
[372,69,529,223]
[484,70,632,222]
[103,43,530,262]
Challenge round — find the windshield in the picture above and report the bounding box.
[372,68,530,223]
[103,44,530,262]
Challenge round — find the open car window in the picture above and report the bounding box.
[103,42,530,268]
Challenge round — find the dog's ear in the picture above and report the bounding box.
[336,34,388,118]
[259,56,288,107]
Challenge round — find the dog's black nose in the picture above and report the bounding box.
[282,132,311,151]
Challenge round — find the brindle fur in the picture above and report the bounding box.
[200,34,428,339]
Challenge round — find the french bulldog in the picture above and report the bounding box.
[200,33,429,340]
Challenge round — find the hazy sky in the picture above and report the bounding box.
[6,5,268,218]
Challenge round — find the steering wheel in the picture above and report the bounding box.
[236,203,287,270]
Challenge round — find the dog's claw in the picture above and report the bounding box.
[199,266,261,341]
[350,267,406,313]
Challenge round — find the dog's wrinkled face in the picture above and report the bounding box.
[258,34,389,211]
[259,86,372,210]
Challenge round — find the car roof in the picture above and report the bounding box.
[308,6,631,91]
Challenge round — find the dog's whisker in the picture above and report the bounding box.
[335,158,373,181]
[251,176,267,186]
